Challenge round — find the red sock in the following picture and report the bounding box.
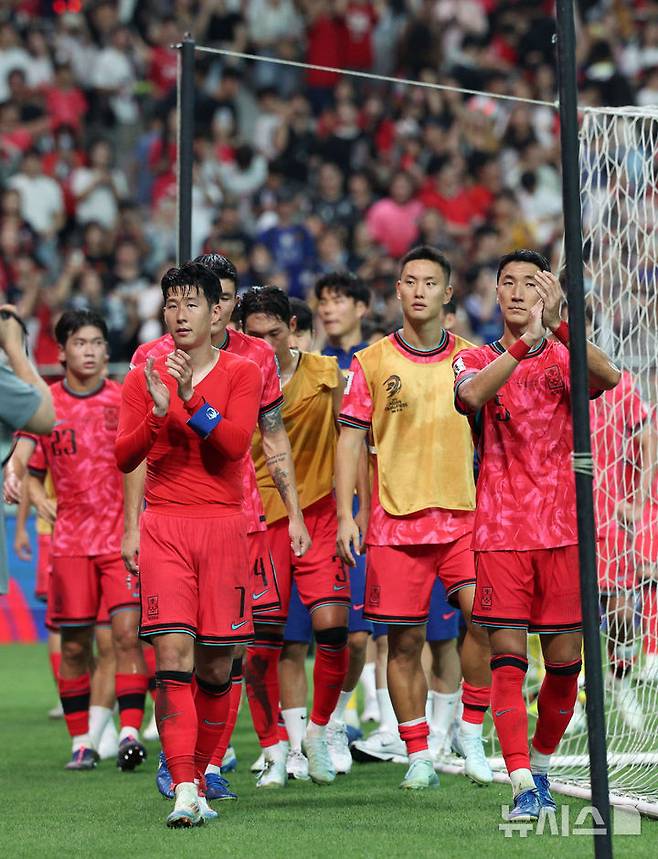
[58,673,91,738]
[399,719,430,755]
[461,681,491,725]
[532,660,581,756]
[245,635,283,748]
[193,675,232,774]
[49,651,61,684]
[490,654,529,773]
[143,645,157,701]
[210,658,243,768]
[277,708,289,742]
[643,585,658,655]
[310,629,349,726]
[115,672,148,732]
[156,671,197,785]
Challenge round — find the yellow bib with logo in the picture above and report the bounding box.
[355,334,476,516]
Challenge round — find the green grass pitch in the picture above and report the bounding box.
[2,644,657,859]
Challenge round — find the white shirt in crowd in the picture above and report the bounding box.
[70,167,129,229]
[8,173,64,235]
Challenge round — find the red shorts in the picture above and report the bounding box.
[636,503,658,568]
[255,494,350,624]
[49,552,139,627]
[249,530,281,613]
[35,533,53,601]
[139,509,252,645]
[472,546,582,634]
[364,533,475,624]
[45,594,111,633]
[598,527,637,593]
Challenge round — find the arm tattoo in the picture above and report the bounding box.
[259,405,284,434]
[272,466,290,503]
[265,452,287,467]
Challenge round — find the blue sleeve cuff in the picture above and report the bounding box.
[187,403,222,438]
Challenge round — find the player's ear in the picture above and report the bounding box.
[443,283,453,303]
[289,315,297,334]
[210,302,221,325]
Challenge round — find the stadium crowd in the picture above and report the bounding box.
[1,0,657,367]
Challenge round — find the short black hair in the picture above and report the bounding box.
[314,270,370,306]
[444,296,457,315]
[161,262,220,306]
[240,286,291,327]
[289,297,313,333]
[399,245,451,283]
[55,309,108,346]
[496,249,550,282]
[193,253,238,290]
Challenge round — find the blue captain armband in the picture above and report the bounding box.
[187,403,223,438]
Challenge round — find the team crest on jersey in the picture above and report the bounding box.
[544,364,565,392]
[146,595,159,620]
[383,375,407,414]
[103,406,119,430]
[480,587,493,610]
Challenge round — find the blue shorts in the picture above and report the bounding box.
[426,578,460,642]
[283,564,373,643]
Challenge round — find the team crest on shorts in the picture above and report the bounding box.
[103,406,120,430]
[146,595,159,620]
[544,364,565,392]
[368,585,381,607]
[480,587,493,611]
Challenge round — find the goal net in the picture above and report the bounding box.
[490,105,658,815]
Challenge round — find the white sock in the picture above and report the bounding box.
[460,719,483,737]
[376,688,398,733]
[331,690,352,725]
[205,763,222,776]
[430,690,460,737]
[529,746,551,775]
[305,719,326,739]
[88,705,113,749]
[510,767,536,797]
[360,661,376,704]
[409,749,433,763]
[72,732,92,752]
[282,707,307,752]
[425,692,432,723]
[119,725,141,742]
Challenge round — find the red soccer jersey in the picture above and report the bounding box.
[130,329,282,533]
[339,331,474,547]
[28,380,124,557]
[116,351,261,515]
[590,370,649,535]
[453,337,599,551]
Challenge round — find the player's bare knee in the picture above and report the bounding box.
[388,625,425,662]
[153,634,194,673]
[348,631,368,659]
[111,623,140,655]
[61,628,93,667]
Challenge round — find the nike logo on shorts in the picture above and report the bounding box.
[231,620,248,630]
[159,712,181,722]
[495,708,514,717]
[353,604,364,611]
[333,584,346,591]
[441,611,456,621]
[252,589,269,601]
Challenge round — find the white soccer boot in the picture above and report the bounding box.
[458,724,493,785]
[607,673,644,732]
[326,721,353,774]
[350,727,407,763]
[166,782,203,828]
[286,748,311,780]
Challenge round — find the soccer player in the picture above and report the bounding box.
[115,262,262,827]
[27,310,147,771]
[124,254,310,800]
[336,246,493,790]
[453,249,620,821]
[242,286,352,787]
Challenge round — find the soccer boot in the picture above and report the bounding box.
[607,673,644,732]
[195,778,219,821]
[286,749,311,781]
[156,751,175,799]
[302,734,336,785]
[65,747,99,771]
[222,745,238,773]
[98,719,119,761]
[326,721,353,774]
[117,734,148,771]
[48,702,64,720]
[250,750,265,773]
[256,756,287,788]
[532,774,557,812]
[143,710,159,742]
[457,727,493,785]
[505,789,541,821]
[399,758,439,790]
[166,782,203,828]
[205,772,238,800]
[350,728,407,763]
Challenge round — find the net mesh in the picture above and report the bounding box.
[488,106,658,809]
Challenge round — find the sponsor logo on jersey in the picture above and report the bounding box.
[231,620,249,631]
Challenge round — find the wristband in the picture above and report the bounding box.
[552,320,569,346]
[183,389,205,413]
[187,402,222,438]
[507,339,531,362]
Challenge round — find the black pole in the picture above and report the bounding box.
[555,2,613,856]
[177,35,195,264]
